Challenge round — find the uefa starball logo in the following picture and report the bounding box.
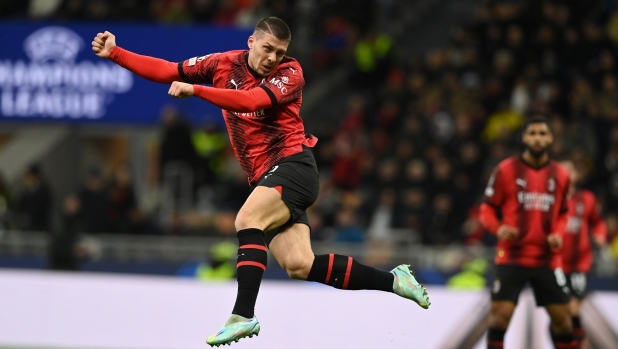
[0,26,133,119]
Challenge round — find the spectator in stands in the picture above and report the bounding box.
[77,167,110,233]
[108,167,143,234]
[351,31,393,87]
[0,174,11,232]
[159,106,198,181]
[49,194,82,271]
[333,209,365,243]
[192,121,227,186]
[12,165,52,232]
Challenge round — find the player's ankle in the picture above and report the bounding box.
[225,314,251,326]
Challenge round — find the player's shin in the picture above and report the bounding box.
[572,316,585,349]
[305,254,393,291]
[231,228,267,319]
[550,329,578,349]
[487,328,505,349]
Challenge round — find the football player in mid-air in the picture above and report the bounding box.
[93,16,430,347]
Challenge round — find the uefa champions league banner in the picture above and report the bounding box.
[0,22,252,124]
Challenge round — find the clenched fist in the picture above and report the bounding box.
[92,31,116,59]
[168,81,194,98]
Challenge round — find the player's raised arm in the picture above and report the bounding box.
[167,82,273,112]
[92,31,181,84]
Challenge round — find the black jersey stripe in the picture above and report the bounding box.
[177,62,192,83]
[259,85,278,108]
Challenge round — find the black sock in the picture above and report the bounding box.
[306,254,393,291]
[487,327,505,349]
[572,316,584,349]
[551,332,577,349]
[231,228,267,318]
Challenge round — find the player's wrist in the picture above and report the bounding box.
[108,46,122,60]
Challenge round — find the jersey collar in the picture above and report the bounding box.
[519,155,550,170]
[244,52,262,79]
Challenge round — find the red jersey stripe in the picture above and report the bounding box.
[325,254,334,284]
[342,257,353,289]
[239,244,267,251]
[237,261,266,270]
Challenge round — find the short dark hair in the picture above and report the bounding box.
[254,17,291,41]
[523,115,551,133]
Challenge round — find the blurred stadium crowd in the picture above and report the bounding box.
[0,0,618,263]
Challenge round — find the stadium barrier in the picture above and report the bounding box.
[0,269,616,349]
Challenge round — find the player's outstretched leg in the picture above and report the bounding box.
[306,254,431,309]
[207,228,266,347]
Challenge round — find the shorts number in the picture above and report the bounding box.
[554,268,566,287]
[571,273,586,294]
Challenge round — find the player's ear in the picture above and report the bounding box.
[248,35,255,49]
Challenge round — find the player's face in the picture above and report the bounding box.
[522,122,553,158]
[247,32,289,76]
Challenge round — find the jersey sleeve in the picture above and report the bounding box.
[178,53,221,84]
[483,166,506,207]
[588,193,608,241]
[259,62,304,106]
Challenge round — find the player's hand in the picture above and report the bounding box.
[547,233,562,249]
[497,225,519,241]
[593,235,606,248]
[92,31,116,58]
[168,81,194,98]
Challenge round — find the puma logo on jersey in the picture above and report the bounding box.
[289,67,296,74]
[516,178,527,188]
[230,79,242,90]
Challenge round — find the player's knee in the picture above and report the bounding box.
[551,315,573,334]
[235,211,259,232]
[489,309,512,329]
[282,258,312,280]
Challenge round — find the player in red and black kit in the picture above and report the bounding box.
[92,17,429,347]
[479,117,576,349]
[559,160,607,349]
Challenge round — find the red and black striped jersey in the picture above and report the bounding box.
[178,50,316,185]
[562,190,607,274]
[483,156,570,269]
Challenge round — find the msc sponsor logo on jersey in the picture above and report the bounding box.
[517,191,556,211]
[268,77,288,94]
[0,26,133,119]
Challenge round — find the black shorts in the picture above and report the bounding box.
[251,146,319,247]
[491,265,570,306]
[566,272,587,299]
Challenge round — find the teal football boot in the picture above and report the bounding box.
[206,315,260,347]
[391,264,431,309]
